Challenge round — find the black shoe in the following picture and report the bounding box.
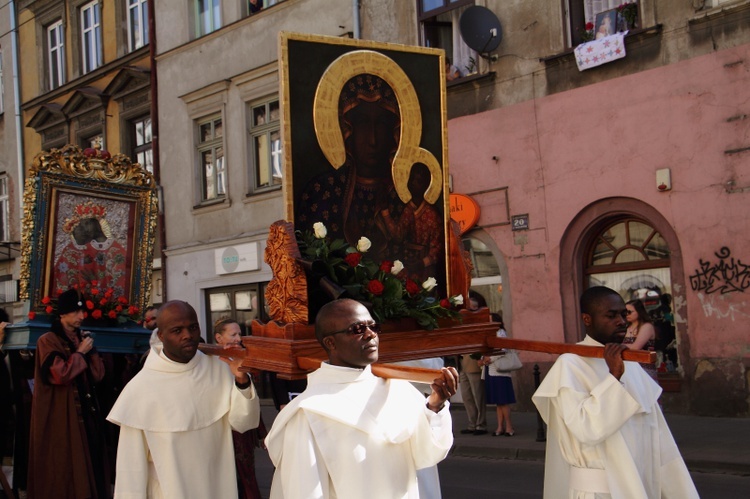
[473,429,488,435]
[460,429,475,435]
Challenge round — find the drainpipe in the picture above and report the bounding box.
[147,0,167,303]
[352,0,360,39]
[10,0,25,232]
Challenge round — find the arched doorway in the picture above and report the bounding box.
[560,198,690,378]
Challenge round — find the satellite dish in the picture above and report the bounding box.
[459,6,503,55]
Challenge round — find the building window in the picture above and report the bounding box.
[198,115,225,201]
[418,0,475,78]
[0,176,9,242]
[81,1,102,74]
[206,284,267,338]
[196,0,222,36]
[82,134,104,149]
[568,0,640,46]
[128,0,149,51]
[131,116,153,173]
[248,99,282,192]
[47,20,66,89]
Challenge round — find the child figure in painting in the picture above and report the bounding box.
[381,163,442,282]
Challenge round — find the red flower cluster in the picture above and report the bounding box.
[29,282,141,324]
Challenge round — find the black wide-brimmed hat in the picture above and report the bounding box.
[57,289,85,315]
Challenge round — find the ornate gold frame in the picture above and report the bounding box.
[20,144,158,314]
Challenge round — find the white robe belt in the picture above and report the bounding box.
[569,467,609,493]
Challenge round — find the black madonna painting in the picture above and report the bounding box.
[280,32,450,291]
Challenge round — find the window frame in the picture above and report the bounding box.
[0,175,8,242]
[131,115,153,173]
[127,0,149,52]
[567,0,642,47]
[196,0,222,37]
[80,0,103,74]
[47,20,66,90]
[247,97,282,194]
[197,114,226,203]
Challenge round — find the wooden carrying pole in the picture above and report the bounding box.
[198,337,656,382]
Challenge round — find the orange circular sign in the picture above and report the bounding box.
[449,194,480,235]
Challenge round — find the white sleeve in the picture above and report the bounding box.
[113,426,150,499]
[411,402,453,470]
[228,381,260,433]
[552,375,641,445]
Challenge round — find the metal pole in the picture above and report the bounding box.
[533,363,546,442]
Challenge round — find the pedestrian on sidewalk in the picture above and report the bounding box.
[482,314,517,437]
[532,286,698,498]
[459,293,488,435]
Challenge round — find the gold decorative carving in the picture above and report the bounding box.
[30,144,156,188]
[264,220,309,324]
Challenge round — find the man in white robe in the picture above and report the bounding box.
[108,300,260,499]
[532,286,698,498]
[265,299,458,498]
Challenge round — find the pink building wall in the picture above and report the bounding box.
[448,43,750,414]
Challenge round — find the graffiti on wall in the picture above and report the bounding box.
[689,247,750,294]
[697,293,749,321]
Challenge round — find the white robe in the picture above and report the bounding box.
[107,347,260,499]
[532,336,698,499]
[265,362,453,499]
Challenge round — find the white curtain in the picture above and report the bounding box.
[452,5,476,76]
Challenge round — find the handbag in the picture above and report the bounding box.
[493,349,523,372]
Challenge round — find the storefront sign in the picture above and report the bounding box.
[215,243,259,275]
[449,193,481,235]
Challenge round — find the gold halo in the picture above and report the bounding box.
[313,50,442,204]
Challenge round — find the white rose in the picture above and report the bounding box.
[391,260,404,275]
[357,237,371,253]
[422,277,437,292]
[451,294,464,305]
[313,222,327,239]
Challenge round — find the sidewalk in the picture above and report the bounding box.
[449,405,750,475]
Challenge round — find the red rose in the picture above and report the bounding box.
[91,280,98,287]
[105,288,114,298]
[86,300,95,310]
[108,310,118,319]
[585,22,594,30]
[344,252,362,267]
[379,261,393,272]
[405,279,419,295]
[99,298,107,306]
[41,296,51,305]
[92,309,103,319]
[116,305,123,312]
[28,311,36,320]
[91,288,100,296]
[128,306,138,315]
[45,305,54,314]
[118,296,128,304]
[367,279,385,296]
[440,299,450,308]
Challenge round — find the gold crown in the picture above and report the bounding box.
[63,201,107,234]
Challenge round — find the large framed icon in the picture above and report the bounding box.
[280,32,451,293]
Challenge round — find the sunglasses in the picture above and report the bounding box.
[326,320,381,337]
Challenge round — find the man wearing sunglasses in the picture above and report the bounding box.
[266,298,458,498]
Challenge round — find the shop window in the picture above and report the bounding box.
[418,0,476,78]
[248,98,282,193]
[462,236,503,314]
[205,284,267,338]
[585,218,678,371]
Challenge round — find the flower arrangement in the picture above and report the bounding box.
[297,222,463,330]
[28,281,141,325]
[579,22,595,42]
[617,2,638,29]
